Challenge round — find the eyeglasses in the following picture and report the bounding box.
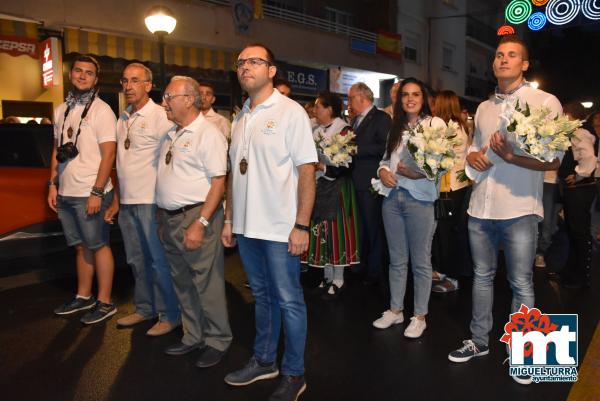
[235,57,270,69]
[120,78,150,86]
[162,93,192,101]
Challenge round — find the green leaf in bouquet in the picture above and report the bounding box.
[407,142,418,154]
[422,163,434,179]
[524,101,531,117]
[456,169,469,183]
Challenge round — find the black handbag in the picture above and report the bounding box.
[434,191,455,220]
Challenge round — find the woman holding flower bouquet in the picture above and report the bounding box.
[557,103,598,288]
[301,91,360,300]
[372,78,447,338]
[431,91,472,293]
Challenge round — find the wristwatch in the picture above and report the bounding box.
[198,216,210,227]
[47,179,57,187]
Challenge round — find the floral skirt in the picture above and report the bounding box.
[301,178,360,268]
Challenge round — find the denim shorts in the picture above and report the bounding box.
[57,191,113,250]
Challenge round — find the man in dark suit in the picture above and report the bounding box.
[348,82,392,285]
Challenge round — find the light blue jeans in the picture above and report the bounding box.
[237,236,307,376]
[382,188,436,316]
[468,215,538,346]
[118,204,180,324]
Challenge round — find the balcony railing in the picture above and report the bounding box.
[200,0,377,44]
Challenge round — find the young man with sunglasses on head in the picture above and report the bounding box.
[49,54,118,324]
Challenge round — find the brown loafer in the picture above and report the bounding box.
[146,321,179,337]
[117,313,154,327]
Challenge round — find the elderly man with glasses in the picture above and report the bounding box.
[155,75,231,368]
[105,63,180,336]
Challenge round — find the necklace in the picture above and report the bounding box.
[165,128,186,165]
[240,113,251,175]
[124,114,140,150]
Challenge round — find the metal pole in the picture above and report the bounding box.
[157,32,166,91]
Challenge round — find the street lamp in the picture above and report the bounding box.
[530,80,540,89]
[581,102,593,109]
[144,5,177,91]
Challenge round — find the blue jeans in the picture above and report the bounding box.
[469,215,538,346]
[237,236,307,376]
[57,192,113,250]
[382,188,436,316]
[118,204,180,324]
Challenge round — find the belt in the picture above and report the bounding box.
[160,201,204,216]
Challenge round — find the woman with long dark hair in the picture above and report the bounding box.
[302,91,360,300]
[431,90,472,292]
[372,78,446,338]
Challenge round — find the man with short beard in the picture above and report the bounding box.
[222,43,316,401]
[49,54,118,324]
[107,63,180,336]
[198,82,231,139]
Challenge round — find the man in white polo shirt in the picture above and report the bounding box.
[198,82,231,139]
[447,35,563,385]
[48,54,118,325]
[222,43,317,401]
[156,75,231,369]
[107,63,180,336]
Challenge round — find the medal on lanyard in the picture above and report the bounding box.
[239,157,248,175]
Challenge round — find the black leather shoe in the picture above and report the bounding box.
[165,342,202,356]
[195,346,226,368]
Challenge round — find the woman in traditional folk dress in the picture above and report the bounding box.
[302,91,360,300]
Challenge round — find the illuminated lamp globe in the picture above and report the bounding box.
[530,81,540,89]
[581,102,593,109]
[145,5,177,34]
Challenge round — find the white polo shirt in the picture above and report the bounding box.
[155,112,228,210]
[116,99,174,204]
[203,108,231,139]
[53,97,117,197]
[465,85,563,220]
[229,89,318,242]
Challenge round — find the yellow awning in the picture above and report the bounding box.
[0,18,38,39]
[63,28,236,71]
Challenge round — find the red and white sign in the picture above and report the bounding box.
[0,35,38,59]
[40,38,53,88]
[39,37,61,89]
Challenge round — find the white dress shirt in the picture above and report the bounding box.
[465,85,563,220]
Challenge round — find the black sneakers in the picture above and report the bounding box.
[54,296,97,315]
[269,375,307,401]
[80,301,117,325]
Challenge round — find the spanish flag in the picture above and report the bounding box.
[377,30,403,60]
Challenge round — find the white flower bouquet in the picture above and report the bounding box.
[315,128,357,167]
[405,120,462,181]
[507,101,581,162]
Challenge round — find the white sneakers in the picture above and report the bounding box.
[372,310,404,329]
[372,311,427,338]
[404,316,427,338]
